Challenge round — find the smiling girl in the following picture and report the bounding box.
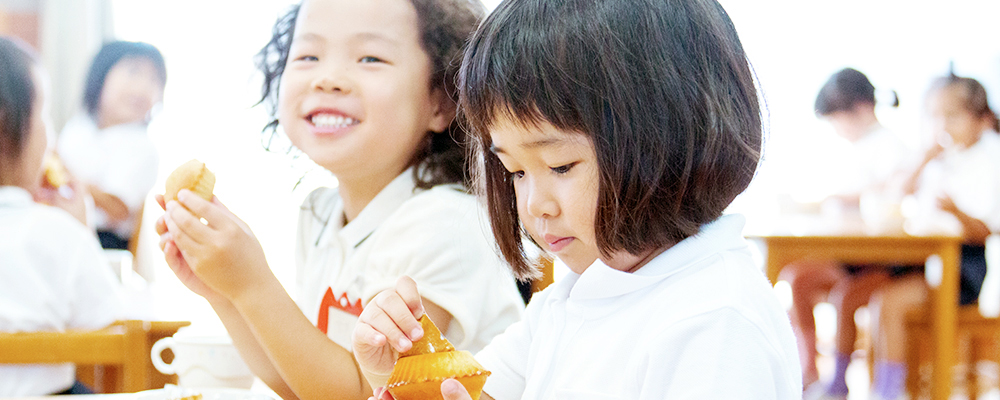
[156,1,523,399]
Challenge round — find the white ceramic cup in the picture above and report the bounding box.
[151,336,254,389]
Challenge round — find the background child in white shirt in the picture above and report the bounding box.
[0,36,126,397]
[155,0,524,399]
[865,75,1000,400]
[57,40,166,251]
[351,0,802,398]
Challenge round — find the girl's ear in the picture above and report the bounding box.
[427,88,457,133]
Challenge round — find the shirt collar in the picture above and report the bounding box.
[339,170,420,248]
[567,214,749,301]
[0,186,34,208]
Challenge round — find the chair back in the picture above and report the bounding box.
[0,320,148,392]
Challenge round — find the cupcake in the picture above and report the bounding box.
[386,316,491,400]
[165,159,215,202]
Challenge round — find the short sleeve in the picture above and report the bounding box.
[362,187,518,350]
[475,300,539,400]
[637,308,797,399]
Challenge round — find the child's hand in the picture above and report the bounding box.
[353,276,426,387]
[161,189,270,303]
[34,179,88,226]
[155,194,223,301]
[937,195,960,216]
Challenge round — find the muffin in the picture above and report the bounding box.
[386,316,491,400]
[165,159,215,202]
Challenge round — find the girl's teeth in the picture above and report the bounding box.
[311,114,357,128]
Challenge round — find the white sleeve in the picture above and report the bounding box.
[363,189,520,350]
[638,308,797,400]
[475,303,536,400]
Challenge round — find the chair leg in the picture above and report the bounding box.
[906,324,922,398]
[968,336,980,400]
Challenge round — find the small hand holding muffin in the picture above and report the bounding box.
[387,316,490,400]
[157,159,270,303]
[354,277,490,400]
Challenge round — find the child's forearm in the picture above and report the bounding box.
[208,297,301,400]
[950,209,991,245]
[230,276,371,400]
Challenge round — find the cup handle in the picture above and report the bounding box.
[151,337,176,375]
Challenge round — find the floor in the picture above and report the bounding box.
[811,303,999,400]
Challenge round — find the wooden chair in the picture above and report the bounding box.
[905,235,1000,399]
[0,320,148,393]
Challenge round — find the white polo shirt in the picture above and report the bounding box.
[57,113,158,237]
[0,186,126,396]
[910,131,1000,234]
[295,171,524,352]
[836,126,908,197]
[476,214,802,400]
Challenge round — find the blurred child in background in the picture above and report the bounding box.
[57,40,166,251]
[791,68,910,400]
[866,74,1000,400]
[0,36,126,397]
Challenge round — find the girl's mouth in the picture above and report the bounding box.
[309,112,359,130]
[546,236,573,252]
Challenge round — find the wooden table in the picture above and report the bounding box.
[77,320,190,392]
[749,231,962,400]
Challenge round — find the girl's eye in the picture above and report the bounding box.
[551,163,576,174]
[509,170,525,180]
[294,55,318,62]
[359,56,384,63]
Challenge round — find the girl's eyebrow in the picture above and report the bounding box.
[491,138,562,154]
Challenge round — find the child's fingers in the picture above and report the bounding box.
[362,299,414,353]
[163,210,207,255]
[354,321,388,349]
[373,289,423,342]
[165,200,212,244]
[177,190,234,230]
[441,379,472,400]
[155,215,168,236]
[158,231,171,251]
[394,276,425,319]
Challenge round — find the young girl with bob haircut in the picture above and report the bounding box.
[156,0,523,399]
[351,0,802,399]
[0,36,126,396]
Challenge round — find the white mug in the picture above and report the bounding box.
[151,335,254,389]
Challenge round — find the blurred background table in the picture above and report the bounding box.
[747,217,961,400]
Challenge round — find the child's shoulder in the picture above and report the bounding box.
[393,183,478,225]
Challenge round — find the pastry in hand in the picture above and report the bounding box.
[42,153,68,188]
[165,159,215,202]
[386,316,491,400]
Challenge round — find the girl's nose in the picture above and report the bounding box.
[523,179,559,219]
[312,71,350,94]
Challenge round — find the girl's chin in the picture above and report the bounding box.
[557,255,598,275]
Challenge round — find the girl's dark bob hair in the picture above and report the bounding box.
[0,36,38,181]
[255,0,485,190]
[460,0,762,278]
[82,40,167,117]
